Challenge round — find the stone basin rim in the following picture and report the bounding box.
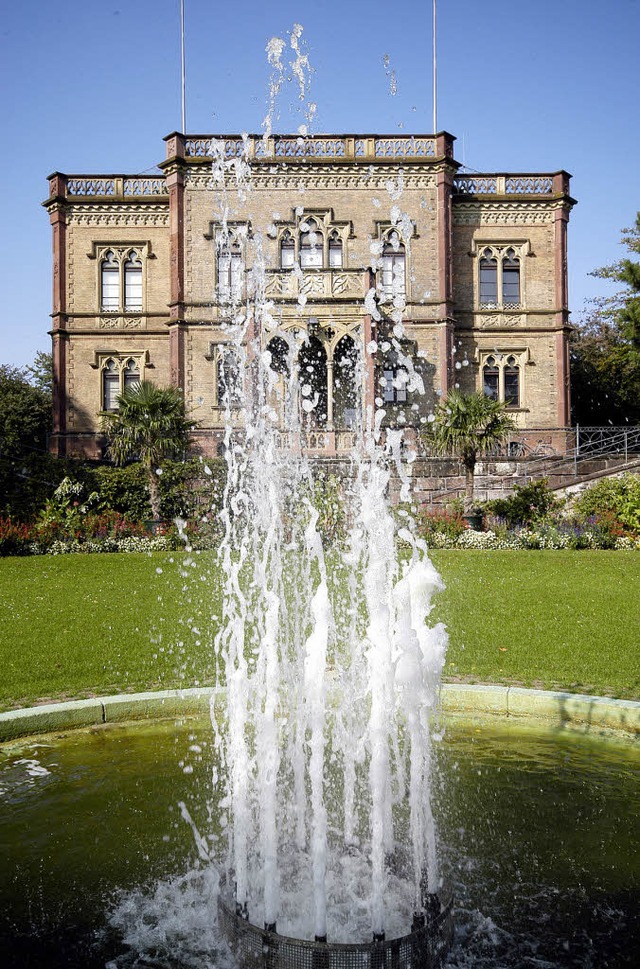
[1,684,637,742]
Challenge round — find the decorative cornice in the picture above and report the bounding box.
[453,202,556,226]
[66,205,169,227]
[184,167,438,192]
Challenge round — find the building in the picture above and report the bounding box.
[44,132,575,460]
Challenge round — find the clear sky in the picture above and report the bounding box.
[1,0,638,368]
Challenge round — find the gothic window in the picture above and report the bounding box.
[102,358,120,411]
[100,248,144,313]
[502,249,521,306]
[101,251,120,311]
[333,335,358,428]
[99,354,144,412]
[122,357,140,394]
[482,356,500,400]
[481,352,522,407]
[380,234,406,301]
[124,252,143,310]
[504,356,520,406]
[280,230,295,269]
[479,252,498,305]
[217,238,243,302]
[328,231,343,269]
[216,347,242,408]
[299,218,323,269]
[478,245,523,309]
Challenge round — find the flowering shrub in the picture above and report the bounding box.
[0,518,33,556]
[417,507,467,542]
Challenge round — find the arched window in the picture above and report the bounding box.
[101,251,120,311]
[298,335,328,425]
[502,249,520,306]
[504,355,520,406]
[124,252,142,311]
[280,230,295,269]
[217,239,243,301]
[479,249,498,305]
[478,245,524,308]
[122,357,140,394]
[481,353,522,407]
[328,231,343,269]
[102,358,120,411]
[482,355,500,400]
[299,218,323,269]
[267,336,291,378]
[333,335,358,428]
[380,235,406,301]
[217,348,242,407]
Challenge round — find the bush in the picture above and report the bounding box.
[0,519,33,556]
[485,478,559,528]
[573,473,640,534]
[416,506,468,542]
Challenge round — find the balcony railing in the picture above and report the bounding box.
[453,174,565,198]
[56,176,168,198]
[182,134,439,162]
[264,269,364,300]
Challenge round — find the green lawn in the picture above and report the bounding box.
[430,550,639,700]
[0,550,637,711]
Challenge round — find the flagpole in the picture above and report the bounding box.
[432,0,437,134]
[180,0,187,133]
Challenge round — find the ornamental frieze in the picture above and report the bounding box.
[453,203,555,226]
[185,168,437,192]
[477,314,524,328]
[99,316,145,329]
[67,205,169,227]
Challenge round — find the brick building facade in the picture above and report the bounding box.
[44,132,575,460]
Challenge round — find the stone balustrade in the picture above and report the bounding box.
[453,173,567,197]
[264,269,364,300]
[181,134,439,161]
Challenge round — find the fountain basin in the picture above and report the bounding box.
[1,708,638,968]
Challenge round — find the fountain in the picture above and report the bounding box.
[199,26,453,966]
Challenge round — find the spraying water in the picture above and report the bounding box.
[209,27,448,943]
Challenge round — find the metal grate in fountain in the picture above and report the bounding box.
[218,888,454,969]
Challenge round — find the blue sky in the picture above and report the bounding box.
[1,0,638,367]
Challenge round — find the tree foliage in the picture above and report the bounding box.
[424,389,516,510]
[101,381,198,519]
[571,213,640,425]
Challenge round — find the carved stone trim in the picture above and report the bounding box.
[67,205,169,227]
[453,203,555,226]
[184,169,437,192]
[99,316,145,329]
[477,314,524,328]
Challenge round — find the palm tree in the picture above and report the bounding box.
[102,381,197,521]
[425,390,516,512]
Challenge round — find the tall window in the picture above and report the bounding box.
[299,218,323,269]
[478,246,523,309]
[482,353,521,407]
[124,252,142,310]
[100,248,144,313]
[502,249,521,306]
[217,239,243,301]
[380,236,406,301]
[101,251,120,311]
[328,231,343,268]
[216,348,242,407]
[504,356,520,406]
[479,253,498,305]
[280,230,295,269]
[101,356,141,411]
[102,358,120,411]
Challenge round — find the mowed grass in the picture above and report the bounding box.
[0,553,221,711]
[430,550,640,700]
[0,550,638,710]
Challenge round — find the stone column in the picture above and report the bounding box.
[46,175,68,456]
